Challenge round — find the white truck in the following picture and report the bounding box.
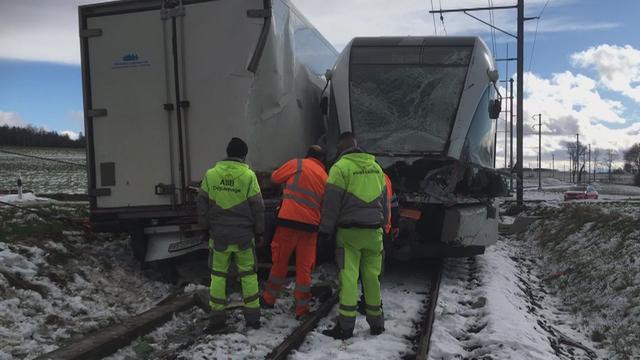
[79,0,338,262]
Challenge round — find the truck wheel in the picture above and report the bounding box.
[129,229,148,263]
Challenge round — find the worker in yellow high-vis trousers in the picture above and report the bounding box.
[319,132,388,340]
[197,137,265,332]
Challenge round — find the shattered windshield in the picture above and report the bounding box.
[350,46,472,155]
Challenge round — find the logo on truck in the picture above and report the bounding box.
[112,52,150,69]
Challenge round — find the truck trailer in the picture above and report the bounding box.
[79,0,338,262]
[324,36,506,259]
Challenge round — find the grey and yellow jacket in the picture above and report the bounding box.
[197,158,265,251]
[319,149,388,235]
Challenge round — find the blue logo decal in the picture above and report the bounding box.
[112,52,150,69]
[122,53,139,61]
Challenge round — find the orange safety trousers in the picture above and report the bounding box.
[262,226,317,317]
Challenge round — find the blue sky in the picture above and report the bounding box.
[0,0,639,166]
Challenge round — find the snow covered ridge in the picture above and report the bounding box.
[0,204,172,360]
[528,204,640,359]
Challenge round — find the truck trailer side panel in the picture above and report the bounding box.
[87,9,176,208]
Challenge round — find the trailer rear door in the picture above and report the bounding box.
[85,9,177,208]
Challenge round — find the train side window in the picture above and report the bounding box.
[461,87,495,168]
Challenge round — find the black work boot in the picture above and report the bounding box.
[204,312,228,334]
[244,307,261,330]
[370,325,385,335]
[322,323,353,340]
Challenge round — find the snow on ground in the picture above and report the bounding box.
[430,239,601,360]
[0,193,49,204]
[0,147,86,194]
[291,266,429,360]
[0,204,172,360]
[106,264,431,360]
[524,204,640,359]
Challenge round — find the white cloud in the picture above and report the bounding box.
[60,130,80,140]
[0,110,27,127]
[0,0,98,65]
[571,44,640,103]
[495,70,640,168]
[0,0,618,64]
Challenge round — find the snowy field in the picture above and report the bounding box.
[0,147,86,194]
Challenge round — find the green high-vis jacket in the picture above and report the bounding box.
[319,149,388,235]
[197,158,265,251]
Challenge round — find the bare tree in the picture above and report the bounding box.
[592,148,600,182]
[604,149,618,183]
[565,142,588,183]
[624,143,640,174]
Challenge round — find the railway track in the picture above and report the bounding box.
[38,262,445,360]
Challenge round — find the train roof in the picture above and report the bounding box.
[351,36,478,47]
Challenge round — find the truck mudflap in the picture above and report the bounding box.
[144,224,208,262]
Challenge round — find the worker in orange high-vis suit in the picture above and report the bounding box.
[261,145,328,319]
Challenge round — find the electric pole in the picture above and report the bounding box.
[509,78,514,191]
[516,0,524,205]
[537,113,541,190]
[429,0,534,207]
[588,144,591,183]
[552,153,555,179]
[576,133,580,184]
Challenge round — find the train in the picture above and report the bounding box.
[324,36,506,259]
[79,0,504,265]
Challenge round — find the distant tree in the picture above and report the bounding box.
[591,148,600,181]
[603,149,619,183]
[624,143,640,174]
[0,125,85,148]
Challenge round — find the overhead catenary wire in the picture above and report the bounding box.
[438,0,447,35]
[525,0,551,92]
[430,0,439,36]
[488,0,497,55]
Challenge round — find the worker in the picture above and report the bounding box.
[319,132,388,339]
[197,137,264,332]
[357,172,399,315]
[261,145,328,319]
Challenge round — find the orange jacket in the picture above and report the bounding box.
[384,174,393,234]
[272,158,328,229]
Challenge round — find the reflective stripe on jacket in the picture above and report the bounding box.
[319,149,388,234]
[272,158,328,231]
[197,158,265,251]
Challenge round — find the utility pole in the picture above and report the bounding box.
[504,43,509,170]
[516,0,525,206]
[429,0,535,207]
[537,113,542,190]
[552,153,555,179]
[576,133,580,184]
[588,144,591,183]
[509,78,514,191]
